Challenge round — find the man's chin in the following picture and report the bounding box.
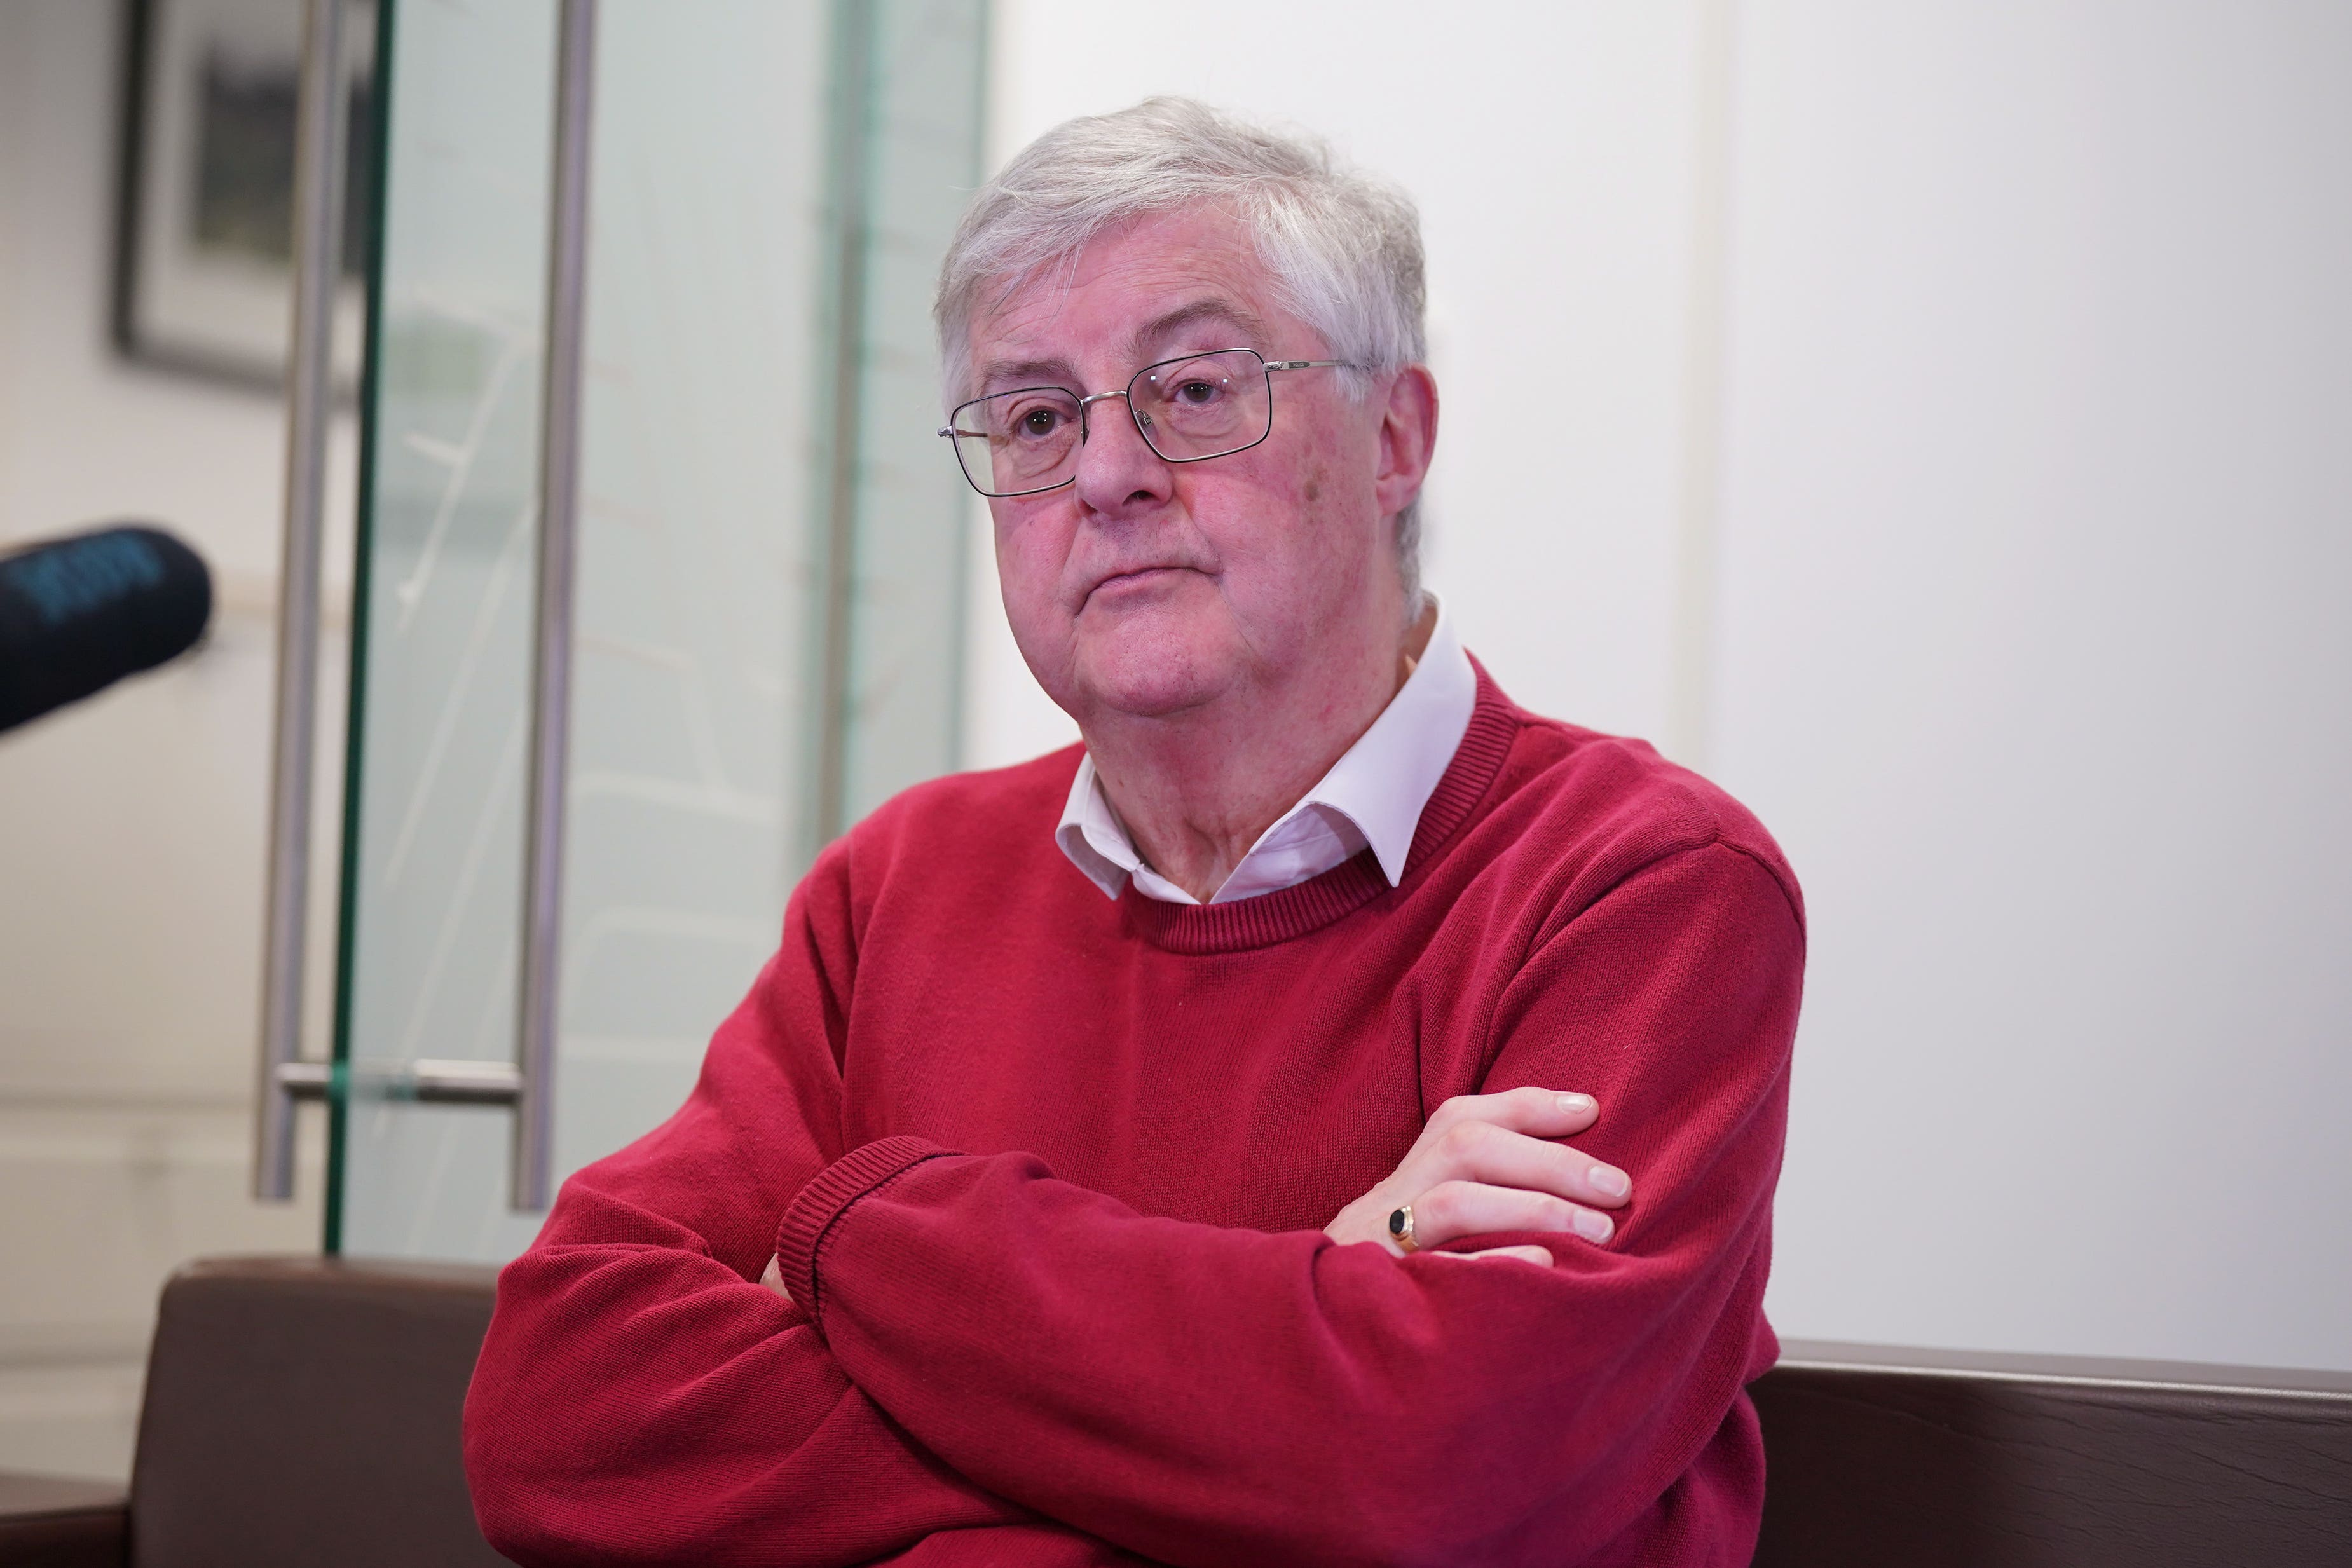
[1088,672,1222,721]
[1072,640,1231,722]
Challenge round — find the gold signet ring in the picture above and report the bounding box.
[1388,1205,1419,1254]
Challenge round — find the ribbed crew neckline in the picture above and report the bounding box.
[1118,665,1522,955]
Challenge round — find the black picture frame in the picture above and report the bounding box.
[113,0,378,392]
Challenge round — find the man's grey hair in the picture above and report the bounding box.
[935,97,1431,609]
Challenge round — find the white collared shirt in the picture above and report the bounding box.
[1055,596,1478,905]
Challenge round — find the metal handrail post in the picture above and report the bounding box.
[512,0,598,1213]
[254,0,348,1201]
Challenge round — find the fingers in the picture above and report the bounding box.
[1410,1177,1615,1248]
[1403,1117,1632,1213]
[1425,1086,1600,1142]
[1426,1244,1555,1267]
[1325,1087,1625,1260]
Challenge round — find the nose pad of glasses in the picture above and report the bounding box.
[1135,409,1156,432]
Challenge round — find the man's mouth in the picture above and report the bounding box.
[1090,566,1187,597]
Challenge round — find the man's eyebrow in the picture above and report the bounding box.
[973,356,1078,394]
[1129,298,1270,358]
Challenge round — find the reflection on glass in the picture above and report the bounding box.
[336,0,985,1263]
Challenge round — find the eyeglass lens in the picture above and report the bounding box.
[948,349,1274,498]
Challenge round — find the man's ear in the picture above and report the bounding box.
[1373,364,1439,519]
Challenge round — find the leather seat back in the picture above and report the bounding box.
[127,1257,505,1568]
[1751,1338,2352,1567]
[121,1263,2352,1565]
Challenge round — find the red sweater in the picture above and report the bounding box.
[464,668,1805,1567]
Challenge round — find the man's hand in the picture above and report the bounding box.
[760,1254,792,1302]
[1324,1087,1631,1265]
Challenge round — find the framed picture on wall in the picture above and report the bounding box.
[113,0,378,391]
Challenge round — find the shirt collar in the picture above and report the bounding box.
[1054,594,1478,903]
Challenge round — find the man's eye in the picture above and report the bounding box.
[1175,379,1221,405]
[1016,407,1061,436]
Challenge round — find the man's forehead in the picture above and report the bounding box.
[968,210,1287,379]
[976,297,1270,381]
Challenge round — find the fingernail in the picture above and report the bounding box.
[1590,1164,1630,1199]
[1574,1208,1615,1243]
[1558,1093,1594,1114]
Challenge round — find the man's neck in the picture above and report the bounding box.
[1083,601,1437,903]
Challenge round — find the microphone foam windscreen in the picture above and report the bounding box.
[0,524,214,734]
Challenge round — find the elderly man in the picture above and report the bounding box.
[466,98,1803,1567]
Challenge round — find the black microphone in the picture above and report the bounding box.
[0,524,214,735]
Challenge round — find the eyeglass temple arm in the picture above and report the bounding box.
[1265,358,1353,373]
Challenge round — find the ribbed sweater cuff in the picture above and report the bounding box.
[774,1135,948,1321]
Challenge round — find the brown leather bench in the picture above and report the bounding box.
[1,1257,2346,1565]
[1753,1337,2352,1567]
[0,1258,506,1568]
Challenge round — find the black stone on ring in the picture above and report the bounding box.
[1388,1205,1419,1253]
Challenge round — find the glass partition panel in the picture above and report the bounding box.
[819,0,992,838]
[332,0,556,1259]
[332,0,985,1261]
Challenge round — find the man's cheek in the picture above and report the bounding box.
[993,521,1065,618]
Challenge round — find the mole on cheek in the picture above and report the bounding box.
[1304,479,1321,503]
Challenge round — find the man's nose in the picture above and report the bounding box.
[1072,393,1173,514]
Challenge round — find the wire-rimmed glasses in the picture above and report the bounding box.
[938,348,1351,499]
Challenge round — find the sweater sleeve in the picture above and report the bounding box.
[462,843,1043,1567]
[771,841,1803,1568]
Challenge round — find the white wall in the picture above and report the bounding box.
[0,0,339,1479]
[1714,0,2352,1371]
[973,0,2352,1372]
